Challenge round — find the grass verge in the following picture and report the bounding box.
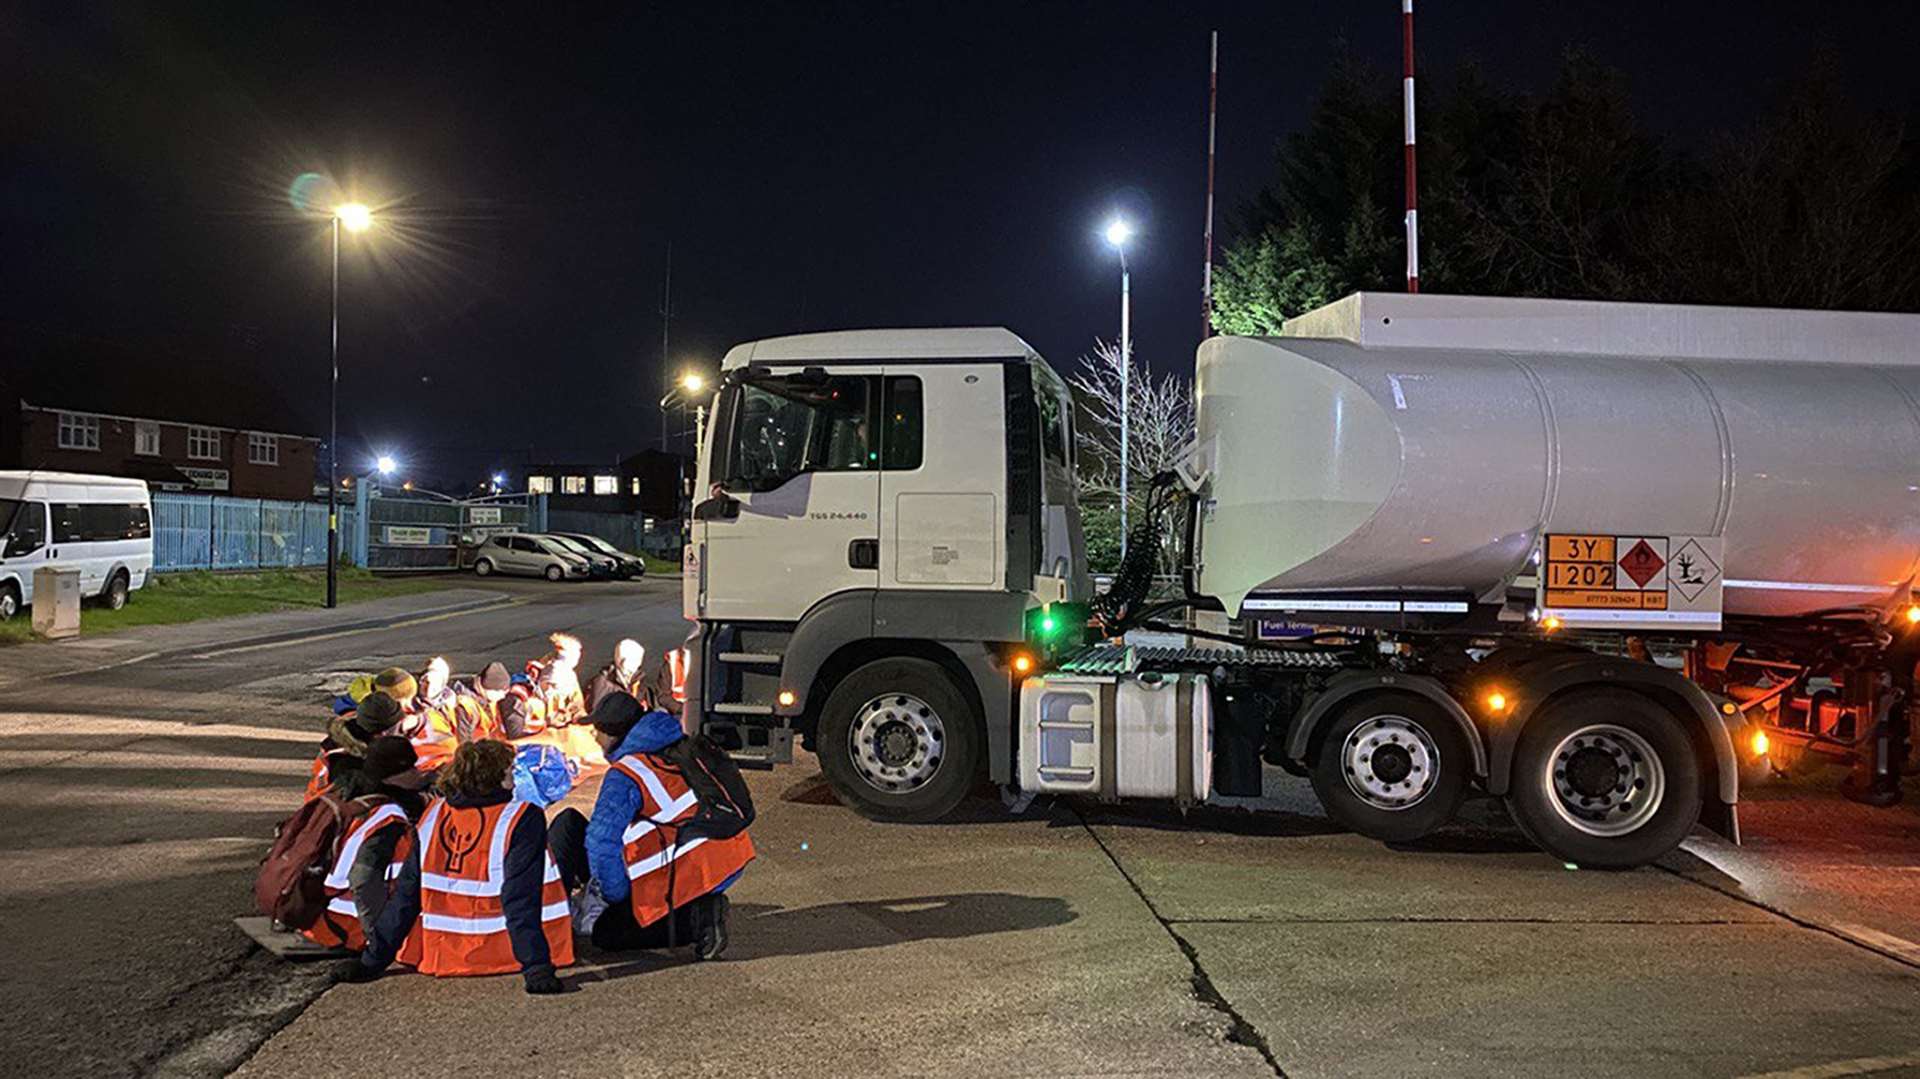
[0,566,450,645]
[641,553,681,575]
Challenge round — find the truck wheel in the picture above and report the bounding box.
[1504,689,1701,869]
[1309,694,1469,843]
[102,570,129,610]
[817,657,981,823]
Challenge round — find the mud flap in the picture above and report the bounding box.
[1700,799,1741,844]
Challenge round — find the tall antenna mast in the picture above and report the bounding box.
[1402,0,1419,293]
[1202,30,1220,336]
[660,240,674,369]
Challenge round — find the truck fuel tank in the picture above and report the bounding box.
[1193,293,1920,621]
[1018,672,1212,801]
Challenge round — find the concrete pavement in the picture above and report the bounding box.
[8,577,1920,1077]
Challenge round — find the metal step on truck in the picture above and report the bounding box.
[678,292,1920,869]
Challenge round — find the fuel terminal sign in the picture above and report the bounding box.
[1539,533,1724,630]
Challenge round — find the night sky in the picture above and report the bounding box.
[6,2,1919,482]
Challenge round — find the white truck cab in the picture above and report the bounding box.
[683,328,1085,819]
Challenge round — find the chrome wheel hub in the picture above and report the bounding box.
[1545,724,1665,837]
[1341,715,1439,811]
[849,693,945,794]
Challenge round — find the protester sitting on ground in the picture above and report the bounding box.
[527,632,586,727]
[340,739,573,994]
[301,737,428,951]
[658,646,692,719]
[305,690,406,798]
[405,657,463,768]
[586,639,648,713]
[452,661,514,741]
[548,694,754,960]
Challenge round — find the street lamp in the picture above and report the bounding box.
[375,454,397,476]
[1104,217,1133,558]
[660,369,710,450]
[327,201,375,610]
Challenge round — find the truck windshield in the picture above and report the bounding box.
[723,376,873,492]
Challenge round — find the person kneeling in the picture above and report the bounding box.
[549,695,754,960]
[301,737,427,952]
[340,739,573,994]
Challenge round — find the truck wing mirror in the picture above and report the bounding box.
[693,495,740,521]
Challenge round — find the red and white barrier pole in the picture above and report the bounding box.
[1402,0,1419,293]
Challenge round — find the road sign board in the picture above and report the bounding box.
[1539,532,1722,629]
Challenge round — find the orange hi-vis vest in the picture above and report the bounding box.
[667,648,689,704]
[301,801,413,951]
[409,692,463,770]
[609,753,754,927]
[398,797,574,976]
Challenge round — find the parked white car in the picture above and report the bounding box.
[471,533,591,581]
[0,471,154,619]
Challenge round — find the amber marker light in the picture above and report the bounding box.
[1750,728,1770,757]
[1485,690,1511,714]
[777,689,796,708]
[1011,653,1035,675]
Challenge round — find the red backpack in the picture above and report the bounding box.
[254,792,383,929]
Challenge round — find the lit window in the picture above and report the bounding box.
[561,475,587,495]
[527,475,553,495]
[188,426,221,460]
[592,474,618,495]
[134,420,160,455]
[629,477,642,495]
[247,432,279,466]
[57,412,100,451]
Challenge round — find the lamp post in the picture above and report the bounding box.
[326,202,373,609]
[1105,217,1134,558]
[659,371,708,450]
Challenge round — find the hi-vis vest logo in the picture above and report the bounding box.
[437,807,487,874]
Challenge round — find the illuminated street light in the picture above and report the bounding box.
[492,472,506,486]
[1104,216,1134,557]
[326,198,375,609]
[335,202,373,233]
[376,454,397,476]
[681,372,706,393]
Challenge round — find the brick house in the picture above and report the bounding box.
[1,334,324,501]
[11,402,320,500]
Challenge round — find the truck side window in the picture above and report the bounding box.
[881,376,923,471]
[0,500,46,558]
[727,376,876,491]
[1037,386,1066,466]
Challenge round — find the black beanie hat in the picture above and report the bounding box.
[589,692,644,741]
[358,691,403,730]
[362,736,419,784]
[478,661,512,692]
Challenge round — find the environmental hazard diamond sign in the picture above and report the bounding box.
[1618,539,1666,588]
[1667,538,1721,602]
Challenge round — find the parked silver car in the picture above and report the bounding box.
[541,534,620,578]
[472,533,591,581]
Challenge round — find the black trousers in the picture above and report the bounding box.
[548,808,705,951]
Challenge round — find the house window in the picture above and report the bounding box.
[592,474,618,495]
[188,426,221,460]
[629,477,642,495]
[527,475,553,495]
[134,420,160,456]
[561,475,587,495]
[57,412,100,451]
[247,432,279,466]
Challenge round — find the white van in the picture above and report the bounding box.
[0,471,154,620]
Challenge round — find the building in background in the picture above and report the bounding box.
[517,448,688,519]
[1,336,323,501]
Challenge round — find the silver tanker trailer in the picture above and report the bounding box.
[681,293,1920,869]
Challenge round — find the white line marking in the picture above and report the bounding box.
[1738,1049,1920,1079]
[1830,923,1920,966]
[191,599,520,659]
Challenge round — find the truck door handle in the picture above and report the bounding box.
[848,539,878,569]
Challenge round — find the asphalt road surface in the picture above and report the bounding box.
[5,576,1920,1078]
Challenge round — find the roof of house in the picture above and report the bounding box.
[1,329,323,438]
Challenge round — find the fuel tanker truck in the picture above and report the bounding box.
[680,292,1920,868]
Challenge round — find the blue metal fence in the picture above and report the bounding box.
[152,493,352,572]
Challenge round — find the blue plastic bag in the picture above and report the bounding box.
[513,744,578,806]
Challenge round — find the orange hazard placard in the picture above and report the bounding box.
[1546,535,1615,564]
[1538,532,1719,630]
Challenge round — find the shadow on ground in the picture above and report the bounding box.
[571,891,1077,983]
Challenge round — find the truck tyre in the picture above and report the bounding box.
[1309,694,1469,843]
[102,570,129,611]
[817,657,981,823]
[1504,689,1701,869]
